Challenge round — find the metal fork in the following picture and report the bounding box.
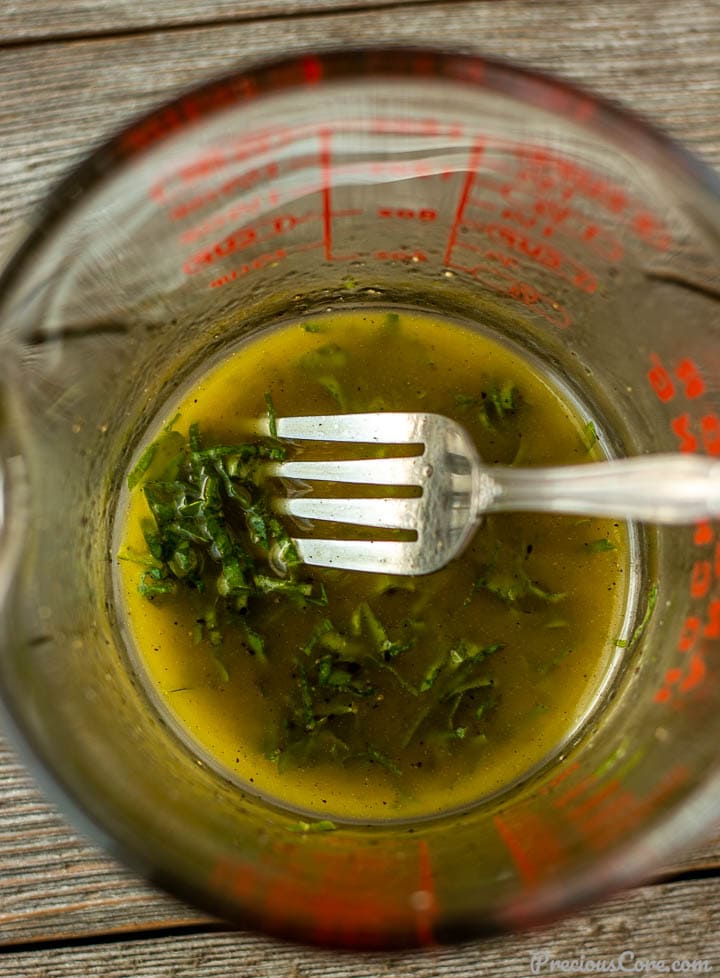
[263,412,720,575]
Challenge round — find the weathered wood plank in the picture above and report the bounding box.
[0,877,718,976]
[1,0,720,959]
[1,739,719,946]
[1,0,719,258]
[0,0,448,44]
[0,745,212,945]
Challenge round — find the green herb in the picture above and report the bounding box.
[383,312,401,335]
[317,375,348,410]
[242,622,267,663]
[212,654,230,684]
[302,618,335,656]
[289,819,337,833]
[299,342,348,371]
[419,658,445,692]
[364,747,402,775]
[138,565,176,597]
[402,640,502,749]
[526,580,566,603]
[454,393,476,408]
[470,547,565,608]
[537,648,573,676]
[128,443,156,490]
[297,664,317,731]
[302,322,327,334]
[454,381,520,430]
[582,420,598,452]
[489,381,518,417]
[586,538,616,553]
[127,428,184,490]
[353,602,413,660]
[130,423,322,654]
[616,583,658,650]
[529,702,550,718]
[264,392,278,439]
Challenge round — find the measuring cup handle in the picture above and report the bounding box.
[484,454,720,523]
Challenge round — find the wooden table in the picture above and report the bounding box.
[1,1,720,974]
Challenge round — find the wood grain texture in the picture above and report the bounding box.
[1,737,720,948]
[0,745,212,946]
[0,878,719,977]
[1,0,720,258]
[1,0,720,966]
[0,0,448,44]
[5,727,717,944]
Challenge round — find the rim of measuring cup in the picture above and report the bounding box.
[2,46,720,307]
[1,47,720,946]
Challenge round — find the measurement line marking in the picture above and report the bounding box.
[320,128,332,260]
[443,139,485,266]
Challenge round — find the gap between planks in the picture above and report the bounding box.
[0,877,718,977]
[0,0,474,49]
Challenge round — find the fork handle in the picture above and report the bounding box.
[483,453,720,523]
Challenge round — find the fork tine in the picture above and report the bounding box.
[293,537,412,573]
[275,413,425,444]
[269,455,427,486]
[276,495,419,530]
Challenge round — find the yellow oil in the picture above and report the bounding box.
[117,308,629,821]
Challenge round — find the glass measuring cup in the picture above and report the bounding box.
[0,48,719,947]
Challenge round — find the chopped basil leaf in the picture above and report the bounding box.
[582,420,598,451]
[586,538,616,553]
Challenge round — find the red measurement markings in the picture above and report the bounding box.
[120,75,258,156]
[670,411,720,456]
[210,843,419,948]
[655,652,707,703]
[493,810,567,887]
[366,117,463,137]
[377,207,437,221]
[373,208,435,265]
[330,159,447,182]
[150,130,290,205]
[454,241,519,271]
[582,765,688,850]
[180,192,278,244]
[320,129,333,260]
[169,163,281,222]
[449,252,571,329]
[461,219,597,294]
[509,146,672,251]
[671,414,699,453]
[302,54,322,84]
[201,203,363,289]
[513,147,628,213]
[155,117,465,197]
[646,354,718,457]
[469,175,624,263]
[415,840,437,947]
[443,139,485,266]
[496,761,688,882]
[647,354,705,403]
[652,468,720,705]
[209,248,287,288]
[551,763,688,853]
[444,139,591,317]
[183,212,316,275]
